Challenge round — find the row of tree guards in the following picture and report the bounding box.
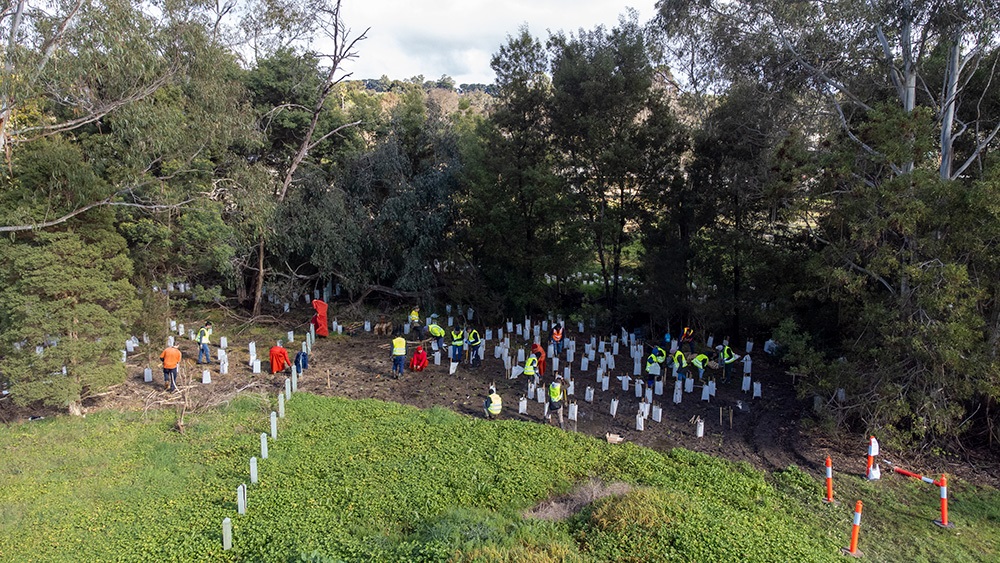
[826,436,955,557]
[218,321,317,551]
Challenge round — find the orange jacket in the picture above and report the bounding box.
[270,346,291,373]
[531,343,547,376]
[160,347,181,369]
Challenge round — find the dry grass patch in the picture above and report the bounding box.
[524,479,632,521]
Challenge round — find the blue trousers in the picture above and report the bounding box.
[392,355,404,376]
[163,368,178,391]
[451,345,462,362]
[198,343,211,364]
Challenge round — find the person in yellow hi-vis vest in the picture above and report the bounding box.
[483,385,502,419]
[524,352,539,383]
[391,336,406,379]
[547,376,566,430]
[672,348,688,382]
[450,327,465,363]
[196,321,213,364]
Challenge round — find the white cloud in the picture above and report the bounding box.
[340,1,652,85]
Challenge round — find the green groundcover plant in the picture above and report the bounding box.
[1,393,997,562]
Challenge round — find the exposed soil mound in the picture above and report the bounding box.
[524,479,632,521]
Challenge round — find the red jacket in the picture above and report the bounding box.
[270,345,291,373]
[311,299,329,337]
[410,346,428,371]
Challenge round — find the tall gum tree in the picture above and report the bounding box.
[240,0,366,316]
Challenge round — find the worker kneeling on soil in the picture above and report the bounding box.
[484,385,502,419]
[410,345,428,372]
[270,341,292,374]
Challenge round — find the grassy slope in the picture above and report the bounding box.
[0,393,996,562]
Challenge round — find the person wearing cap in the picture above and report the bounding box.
[691,352,711,380]
[547,376,566,429]
[196,321,213,364]
[645,345,667,387]
[160,342,181,391]
[483,385,502,419]
[716,344,737,383]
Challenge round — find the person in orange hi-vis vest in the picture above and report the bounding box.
[680,326,695,353]
[550,323,564,356]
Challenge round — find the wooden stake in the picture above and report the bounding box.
[730,407,733,429]
[720,407,723,425]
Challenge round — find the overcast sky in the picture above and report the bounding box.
[340,1,654,85]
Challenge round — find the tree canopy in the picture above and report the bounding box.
[1,0,999,451]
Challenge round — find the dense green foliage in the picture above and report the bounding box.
[2,0,1000,448]
[3,394,998,562]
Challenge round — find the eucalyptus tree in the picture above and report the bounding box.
[655,0,1000,445]
[272,83,459,305]
[0,0,256,413]
[238,0,366,315]
[655,0,1000,180]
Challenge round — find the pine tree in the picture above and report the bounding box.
[0,222,141,414]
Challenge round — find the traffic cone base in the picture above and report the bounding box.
[840,547,864,558]
[933,520,955,529]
